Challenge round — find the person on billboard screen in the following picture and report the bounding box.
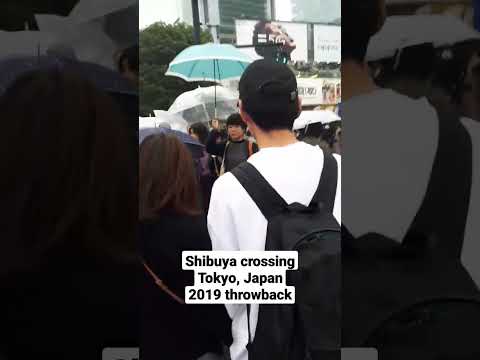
[252,20,296,62]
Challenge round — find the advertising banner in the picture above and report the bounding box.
[235,19,309,63]
[313,24,341,63]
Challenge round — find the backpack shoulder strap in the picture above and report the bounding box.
[405,103,472,256]
[231,162,288,220]
[309,150,338,213]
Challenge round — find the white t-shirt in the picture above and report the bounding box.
[342,89,439,242]
[207,141,341,360]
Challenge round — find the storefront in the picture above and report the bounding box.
[297,77,340,110]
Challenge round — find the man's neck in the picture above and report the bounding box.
[341,60,378,101]
[254,129,298,149]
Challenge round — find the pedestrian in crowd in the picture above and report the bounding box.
[299,120,342,155]
[473,58,480,121]
[365,26,479,259]
[189,122,218,211]
[0,68,138,360]
[139,134,232,360]
[342,1,480,357]
[342,0,453,249]
[459,50,480,122]
[118,44,139,88]
[206,113,258,175]
[207,59,341,360]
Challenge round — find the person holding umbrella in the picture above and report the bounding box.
[206,113,258,175]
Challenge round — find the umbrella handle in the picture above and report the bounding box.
[213,59,217,118]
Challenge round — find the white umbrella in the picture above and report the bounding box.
[293,110,341,131]
[69,0,138,23]
[151,110,189,133]
[69,0,138,49]
[168,86,239,124]
[34,15,118,68]
[139,117,160,129]
[366,15,480,61]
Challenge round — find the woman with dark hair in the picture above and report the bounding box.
[189,122,218,210]
[189,122,210,145]
[0,68,138,359]
[139,134,231,360]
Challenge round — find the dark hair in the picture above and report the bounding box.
[432,41,480,103]
[373,44,436,87]
[243,100,300,131]
[322,121,342,146]
[342,0,385,63]
[139,134,200,220]
[0,68,137,275]
[118,45,139,75]
[304,122,325,138]
[253,20,275,58]
[189,122,209,145]
[226,113,246,129]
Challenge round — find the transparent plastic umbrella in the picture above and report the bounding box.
[168,86,238,124]
[166,43,252,117]
[293,110,341,131]
[367,15,480,61]
[151,110,189,133]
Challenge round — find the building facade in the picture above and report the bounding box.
[216,0,270,43]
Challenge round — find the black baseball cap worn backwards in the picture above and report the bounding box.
[239,59,298,115]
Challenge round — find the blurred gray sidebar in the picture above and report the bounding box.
[341,348,378,360]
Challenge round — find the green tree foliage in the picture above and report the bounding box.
[139,22,212,116]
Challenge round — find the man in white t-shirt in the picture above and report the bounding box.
[207,60,341,360]
[342,0,444,243]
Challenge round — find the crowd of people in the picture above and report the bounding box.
[139,0,480,359]
[0,45,140,360]
[2,0,480,359]
[341,0,480,358]
[139,59,342,360]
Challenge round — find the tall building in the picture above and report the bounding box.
[290,0,340,23]
[216,0,270,43]
[179,0,270,43]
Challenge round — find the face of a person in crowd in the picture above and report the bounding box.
[189,129,199,142]
[120,59,139,87]
[228,125,245,141]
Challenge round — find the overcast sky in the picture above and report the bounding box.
[140,0,179,29]
[139,0,335,29]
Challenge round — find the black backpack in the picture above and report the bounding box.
[342,102,480,359]
[231,152,341,360]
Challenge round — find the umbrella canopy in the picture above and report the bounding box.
[0,55,136,96]
[151,110,189,133]
[34,14,120,69]
[69,0,137,23]
[293,110,341,131]
[367,15,480,61]
[69,0,138,50]
[168,86,238,124]
[165,43,253,82]
[139,127,204,159]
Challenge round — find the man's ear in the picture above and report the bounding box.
[296,96,302,117]
[238,100,251,128]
